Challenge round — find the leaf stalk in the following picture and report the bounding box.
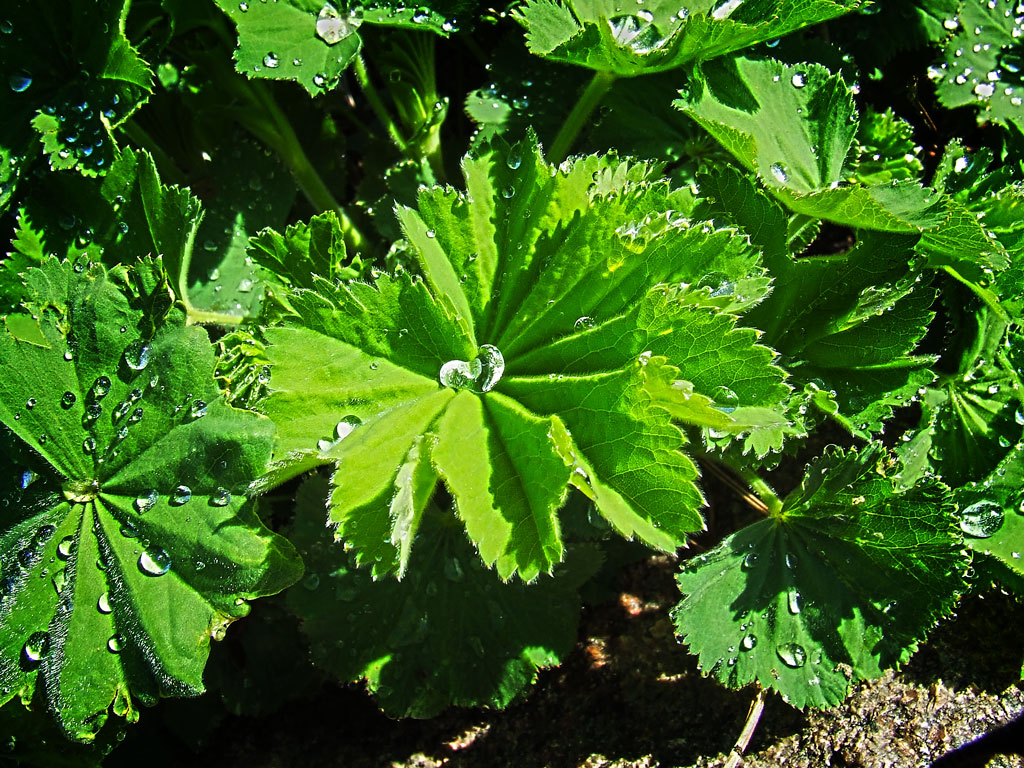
[548,70,617,164]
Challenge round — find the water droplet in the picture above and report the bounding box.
[57,536,75,559]
[19,469,37,489]
[135,489,158,513]
[128,407,143,424]
[171,486,192,505]
[787,590,802,615]
[138,547,171,576]
[0,19,11,33]
[770,163,789,183]
[741,633,757,650]
[785,552,797,569]
[791,72,806,88]
[776,642,806,668]
[335,415,362,441]
[189,399,208,419]
[52,568,67,594]
[210,487,231,507]
[263,52,280,68]
[97,593,112,614]
[574,316,595,330]
[25,397,36,409]
[316,2,362,44]
[107,635,122,653]
[713,386,739,413]
[238,1,248,10]
[506,148,522,169]
[22,632,50,663]
[9,70,31,93]
[61,391,76,408]
[303,572,321,591]
[439,344,504,392]
[123,341,150,371]
[956,500,1004,538]
[91,377,112,402]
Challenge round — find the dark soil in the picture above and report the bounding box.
[102,551,1024,768]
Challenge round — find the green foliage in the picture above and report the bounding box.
[0,257,301,740]
[514,0,862,76]
[674,444,968,708]
[2,0,1024,758]
[261,137,789,581]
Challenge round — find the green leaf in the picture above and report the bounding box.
[15,150,203,314]
[673,444,968,709]
[215,0,470,95]
[514,0,862,77]
[263,138,790,579]
[701,167,937,436]
[286,474,594,717]
[0,257,301,741]
[930,0,1024,134]
[0,0,152,201]
[676,56,946,231]
[850,107,924,186]
[249,210,364,294]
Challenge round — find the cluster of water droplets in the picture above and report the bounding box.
[926,3,1024,110]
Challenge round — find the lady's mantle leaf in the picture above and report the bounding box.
[0,0,152,205]
[0,258,301,741]
[215,0,469,96]
[263,138,789,580]
[673,444,968,709]
[286,475,592,717]
[513,0,861,77]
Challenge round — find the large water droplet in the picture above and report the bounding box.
[189,399,208,420]
[138,547,171,576]
[107,635,122,653]
[263,52,280,69]
[335,415,362,440]
[123,341,150,371]
[171,486,192,505]
[713,385,739,413]
[316,2,362,44]
[61,391,76,408]
[741,633,757,650]
[22,632,50,663]
[82,437,97,454]
[98,592,112,614]
[9,70,31,92]
[787,590,802,615]
[210,487,231,507]
[776,642,806,668]
[57,536,75,559]
[791,72,806,88]
[135,489,158,513]
[956,500,1004,538]
[770,163,789,183]
[439,344,505,392]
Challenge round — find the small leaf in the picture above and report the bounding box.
[286,475,592,717]
[0,258,301,740]
[674,444,968,708]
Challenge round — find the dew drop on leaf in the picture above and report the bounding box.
[57,536,75,559]
[189,399,208,420]
[61,391,76,408]
[776,642,806,668]
[713,385,739,413]
[123,341,150,371]
[770,163,789,183]
[8,70,31,93]
[22,632,50,663]
[171,486,192,505]
[97,593,112,614]
[263,52,280,69]
[316,2,362,45]
[956,500,1004,538]
[107,635,122,653]
[791,73,806,88]
[787,590,802,615]
[335,415,362,440]
[741,633,757,650]
[134,489,158,513]
[138,547,171,576]
[210,487,231,507]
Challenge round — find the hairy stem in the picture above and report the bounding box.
[724,687,767,768]
[548,70,617,164]
[354,53,408,153]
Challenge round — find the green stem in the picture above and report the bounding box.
[548,70,617,164]
[119,120,188,186]
[941,265,1010,324]
[353,54,408,153]
[744,472,784,517]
